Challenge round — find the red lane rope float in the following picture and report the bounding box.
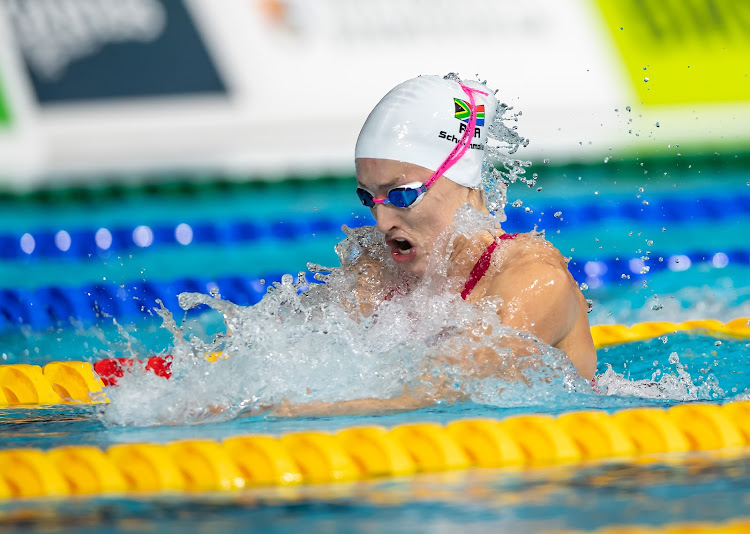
[93,355,172,386]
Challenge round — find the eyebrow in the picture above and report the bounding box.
[358,174,407,191]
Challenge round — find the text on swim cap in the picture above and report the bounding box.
[438,130,484,150]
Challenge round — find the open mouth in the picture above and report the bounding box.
[393,238,414,255]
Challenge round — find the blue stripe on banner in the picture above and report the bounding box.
[0,250,748,332]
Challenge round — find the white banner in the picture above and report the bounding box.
[0,0,747,189]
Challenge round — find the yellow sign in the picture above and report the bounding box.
[594,0,750,105]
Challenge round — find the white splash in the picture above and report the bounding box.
[100,207,590,427]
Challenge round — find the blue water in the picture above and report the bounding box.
[1,164,750,532]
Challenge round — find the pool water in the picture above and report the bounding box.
[1,157,750,532]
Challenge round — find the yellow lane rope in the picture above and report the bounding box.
[590,317,750,349]
[1,400,750,499]
[549,517,750,533]
[0,318,748,407]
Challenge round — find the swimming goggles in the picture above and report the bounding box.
[356,82,488,209]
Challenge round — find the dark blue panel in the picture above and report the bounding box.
[8,0,226,104]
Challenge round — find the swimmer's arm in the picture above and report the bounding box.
[489,260,579,347]
[485,259,596,379]
[269,393,432,418]
[347,256,387,317]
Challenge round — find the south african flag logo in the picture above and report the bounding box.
[454,98,485,126]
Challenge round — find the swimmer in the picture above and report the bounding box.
[272,74,597,417]
[354,75,595,376]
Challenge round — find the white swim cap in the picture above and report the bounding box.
[355,75,497,188]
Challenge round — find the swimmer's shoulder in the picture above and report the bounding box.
[493,231,570,275]
[483,231,580,312]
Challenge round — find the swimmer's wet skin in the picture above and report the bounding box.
[274,75,597,417]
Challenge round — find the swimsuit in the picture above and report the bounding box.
[461,233,517,300]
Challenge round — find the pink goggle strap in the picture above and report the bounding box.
[424,83,489,189]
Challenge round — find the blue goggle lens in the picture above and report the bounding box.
[388,187,422,208]
[356,188,375,207]
[356,186,425,209]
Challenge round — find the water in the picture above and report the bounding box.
[1,145,750,530]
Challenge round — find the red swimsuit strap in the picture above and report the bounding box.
[461,233,517,300]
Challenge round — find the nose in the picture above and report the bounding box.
[372,204,400,235]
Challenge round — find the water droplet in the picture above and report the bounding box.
[644,77,649,82]
[668,352,679,364]
[543,158,550,164]
[586,299,593,313]
[554,211,563,218]
[714,340,722,347]
[626,106,631,112]
[603,156,610,163]
[579,283,588,290]
[655,122,660,127]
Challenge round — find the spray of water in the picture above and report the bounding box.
[98,74,726,427]
[102,200,598,427]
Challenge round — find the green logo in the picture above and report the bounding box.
[0,74,11,128]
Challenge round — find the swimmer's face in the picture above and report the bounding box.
[356,158,483,277]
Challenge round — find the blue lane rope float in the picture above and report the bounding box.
[0,215,368,260]
[1,246,749,331]
[2,192,749,260]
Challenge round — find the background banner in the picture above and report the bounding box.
[0,0,747,190]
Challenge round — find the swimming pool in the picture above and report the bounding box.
[1,156,750,533]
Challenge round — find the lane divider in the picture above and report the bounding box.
[550,518,750,533]
[0,362,105,406]
[4,191,749,260]
[1,254,748,332]
[0,318,748,407]
[1,401,750,499]
[590,317,750,348]
[0,215,367,261]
